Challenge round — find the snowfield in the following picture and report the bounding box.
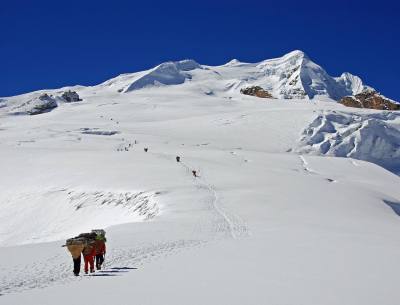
[1,52,400,305]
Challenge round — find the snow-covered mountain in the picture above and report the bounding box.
[220,50,371,100]
[97,50,371,100]
[1,50,376,115]
[1,51,400,305]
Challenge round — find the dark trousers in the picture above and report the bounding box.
[96,254,104,269]
[73,256,81,275]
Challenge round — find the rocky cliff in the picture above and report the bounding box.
[340,90,399,110]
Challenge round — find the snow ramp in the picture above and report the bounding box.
[0,189,159,247]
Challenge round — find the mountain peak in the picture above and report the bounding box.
[224,59,243,66]
[284,50,307,58]
[124,59,201,92]
[170,59,201,71]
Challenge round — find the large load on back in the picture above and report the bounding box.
[66,237,88,247]
[65,232,96,247]
[78,232,97,240]
[65,236,88,260]
[64,230,106,247]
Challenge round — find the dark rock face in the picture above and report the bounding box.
[10,94,57,115]
[25,94,58,115]
[340,90,399,110]
[61,90,81,102]
[240,86,273,98]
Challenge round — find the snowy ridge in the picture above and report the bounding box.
[253,50,369,99]
[124,59,201,92]
[335,72,368,97]
[107,50,375,100]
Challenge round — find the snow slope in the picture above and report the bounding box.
[0,52,400,305]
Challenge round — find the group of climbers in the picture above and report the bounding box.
[62,153,198,278]
[64,229,107,276]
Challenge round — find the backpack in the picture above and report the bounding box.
[91,229,106,237]
[92,229,107,241]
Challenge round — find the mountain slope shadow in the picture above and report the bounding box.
[383,199,400,216]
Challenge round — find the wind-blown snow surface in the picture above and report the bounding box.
[297,111,400,174]
[1,54,400,304]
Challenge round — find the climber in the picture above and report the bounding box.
[64,238,86,276]
[81,233,97,274]
[93,231,107,270]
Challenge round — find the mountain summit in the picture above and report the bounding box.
[238,50,370,100]
[95,50,372,100]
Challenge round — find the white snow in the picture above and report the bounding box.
[9,94,58,115]
[297,110,400,174]
[0,51,400,305]
[124,59,201,92]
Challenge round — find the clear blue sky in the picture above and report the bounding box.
[1,0,399,99]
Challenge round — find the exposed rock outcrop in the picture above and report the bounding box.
[340,90,399,110]
[61,90,81,102]
[240,86,273,98]
[11,93,58,115]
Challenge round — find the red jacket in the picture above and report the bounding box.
[94,240,106,255]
